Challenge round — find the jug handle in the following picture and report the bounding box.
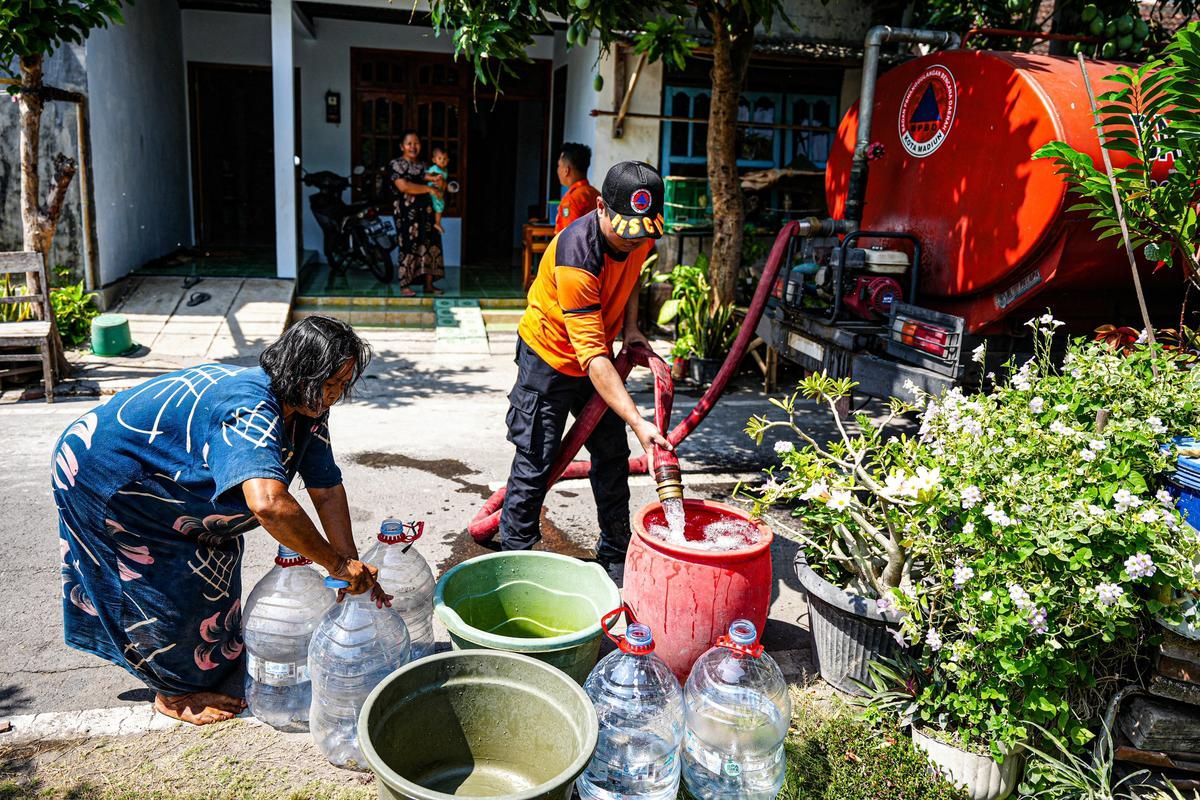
[602,604,654,654]
[716,634,764,659]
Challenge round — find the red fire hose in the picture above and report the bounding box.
[468,220,803,543]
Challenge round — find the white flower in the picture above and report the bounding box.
[980,590,994,602]
[883,471,910,498]
[1088,504,1106,518]
[902,378,920,396]
[1050,420,1076,437]
[890,628,910,647]
[963,622,981,636]
[1148,416,1168,435]
[962,418,984,437]
[1125,552,1156,580]
[960,486,982,509]
[773,440,794,455]
[1158,489,1175,506]
[962,522,976,535]
[1028,606,1049,635]
[1096,582,1125,607]
[972,343,986,364]
[1037,312,1064,331]
[1008,584,1031,610]
[925,628,943,652]
[801,481,829,501]
[1088,439,1107,452]
[1029,397,1045,413]
[1054,404,1070,413]
[1136,328,1149,344]
[1004,436,1017,448]
[827,489,853,511]
[876,594,897,614]
[953,560,975,588]
[1012,372,1033,392]
[911,466,942,496]
[1140,509,1161,524]
[1113,489,1143,513]
[1080,448,1097,463]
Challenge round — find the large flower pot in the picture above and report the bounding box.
[794,552,901,696]
[912,728,1022,800]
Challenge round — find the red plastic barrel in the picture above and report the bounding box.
[622,499,773,682]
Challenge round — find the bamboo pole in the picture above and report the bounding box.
[1077,53,1158,355]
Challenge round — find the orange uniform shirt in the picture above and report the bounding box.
[555,179,601,233]
[519,211,651,377]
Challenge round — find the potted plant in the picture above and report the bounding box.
[743,373,929,694]
[656,254,739,385]
[860,315,1200,799]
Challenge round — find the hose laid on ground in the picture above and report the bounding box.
[468,220,803,543]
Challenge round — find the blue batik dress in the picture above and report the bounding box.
[52,364,341,695]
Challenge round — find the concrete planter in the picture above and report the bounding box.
[912,728,1021,800]
[794,552,902,696]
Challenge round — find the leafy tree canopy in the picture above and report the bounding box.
[0,0,125,77]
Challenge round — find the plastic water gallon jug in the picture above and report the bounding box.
[682,619,791,800]
[242,545,334,732]
[309,576,411,770]
[577,607,685,800]
[362,518,435,659]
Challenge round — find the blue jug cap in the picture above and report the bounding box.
[324,577,350,589]
[624,623,654,655]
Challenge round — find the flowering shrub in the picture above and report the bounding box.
[749,313,1200,760]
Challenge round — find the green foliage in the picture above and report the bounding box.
[0,0,126,78]
[1018,722,1150,799]
[750,312,1200,763]
[50,278,98,348]
[1033,22,1200,286]
[778,716,966,800]
[426,0,783,90]
[655,254,738,360]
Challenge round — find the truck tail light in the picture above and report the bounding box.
[899,320,949,357]
[887,303,966,378]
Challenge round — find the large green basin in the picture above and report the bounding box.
[358,650,598,800]
[433,552,620,683]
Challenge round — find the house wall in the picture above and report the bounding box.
[86,0,191,287]
[181,10,554,266]
[0,46,87,276]
[551,35,665,190]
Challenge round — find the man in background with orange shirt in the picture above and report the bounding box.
[554,143,601,233]
[501,161,672,568]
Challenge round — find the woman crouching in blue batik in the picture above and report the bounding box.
[52,315,389,725]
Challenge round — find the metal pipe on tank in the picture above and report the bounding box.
[845,26,961,230]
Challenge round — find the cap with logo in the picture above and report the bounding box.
[601,161,665,240]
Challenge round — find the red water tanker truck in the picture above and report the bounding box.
[763,26,1182,397]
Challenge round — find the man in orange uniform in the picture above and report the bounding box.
[554,143,601,234]
[502,161,673,567]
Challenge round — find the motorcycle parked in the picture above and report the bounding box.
[302,165,394,283]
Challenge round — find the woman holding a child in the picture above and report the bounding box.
[389,130,446,296]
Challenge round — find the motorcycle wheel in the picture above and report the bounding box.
[365,245,393,284]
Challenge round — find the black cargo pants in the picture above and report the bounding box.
[499,338,632,561]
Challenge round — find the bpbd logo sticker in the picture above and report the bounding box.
[898,65,957,158]
[630,188,653,214]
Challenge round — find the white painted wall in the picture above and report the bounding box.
[777,0,876,40]
[551,32,665,200]
[86,0,191,287]
[181,10,553,267]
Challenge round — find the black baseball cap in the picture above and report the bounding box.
[601,161,665,240]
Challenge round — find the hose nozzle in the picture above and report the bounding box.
[653,458,684,504]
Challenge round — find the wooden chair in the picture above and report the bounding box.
[0,252,56,403]
[521,223,556,290]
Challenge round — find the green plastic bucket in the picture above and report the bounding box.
[358,650,598,800]
[90,314,136,357]
[433,552,620,683]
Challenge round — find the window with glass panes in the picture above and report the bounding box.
[660,87,838,177]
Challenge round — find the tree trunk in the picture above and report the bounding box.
[17,53,72,378]
[705,9,753,306]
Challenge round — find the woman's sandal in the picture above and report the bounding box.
[398,287,417,297]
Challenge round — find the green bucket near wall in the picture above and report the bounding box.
[433,551,620,684]
[358,651,598,800]
[90,314,137,357]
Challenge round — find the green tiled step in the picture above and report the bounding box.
[292,302,434,328]
[482,309,524,332]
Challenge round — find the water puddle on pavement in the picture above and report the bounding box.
[352,451,492,499]
[435,509,592,574]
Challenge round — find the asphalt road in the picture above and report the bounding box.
[0,332,854,718]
